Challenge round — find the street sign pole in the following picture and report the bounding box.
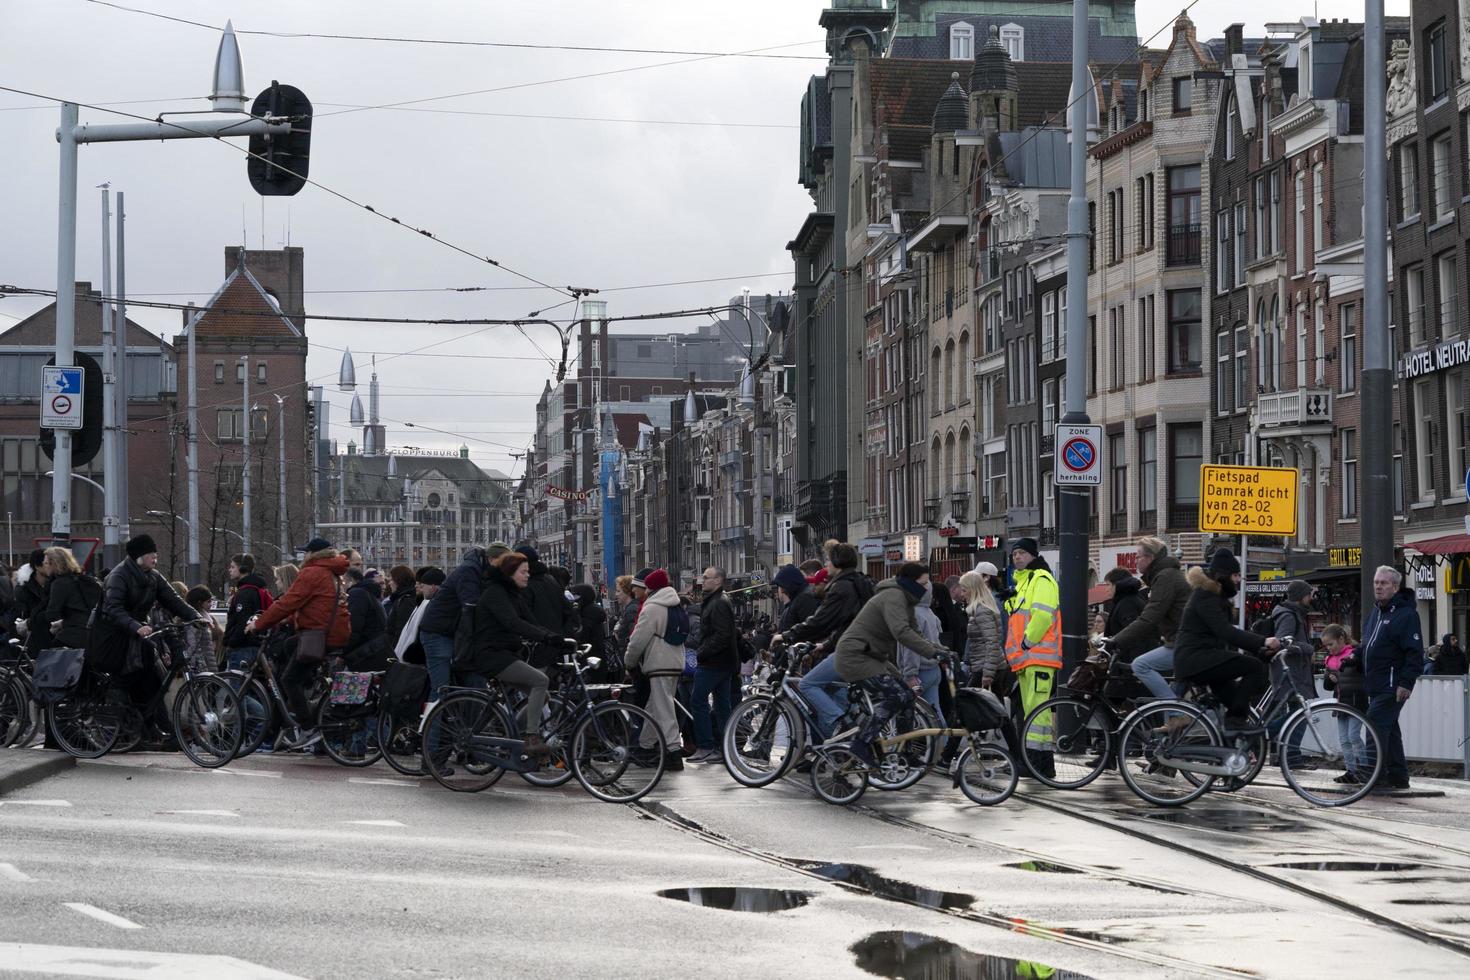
[98,186,121,570]
[51,103,79,548]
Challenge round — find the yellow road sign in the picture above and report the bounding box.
[1198,465,1298,536]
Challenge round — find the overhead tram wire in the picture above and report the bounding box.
[121,270,795,298]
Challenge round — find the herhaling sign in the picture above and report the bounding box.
[1399,338,1470,379]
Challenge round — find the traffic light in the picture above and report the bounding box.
[248,81,312,197]
[40,351,103,466]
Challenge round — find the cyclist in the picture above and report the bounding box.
[1172,548,1281,731]
[515,544,579,669]
[41,547,100,650]
[223,554,272,673]
[833,562,948,768]
[1115,537,1189,699]
[418,546,501,698]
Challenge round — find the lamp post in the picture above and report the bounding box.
[255,395,289,563]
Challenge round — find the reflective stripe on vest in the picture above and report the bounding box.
[1004,605,1063,672]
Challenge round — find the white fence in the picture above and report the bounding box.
[1400,675,1468,766]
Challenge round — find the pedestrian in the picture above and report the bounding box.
[383,565,419,647]
[930,576,967,658]
[416,546,496,701]
[1173,549,1281,729]
[1360,566,1424,791]
[897,581,945,727]
[959,570,1005,691]
[1320,623,1368,784]
[689,566,738,763]
[776,543,874,739]
[622,568,686,770]
[613,574,639,655]
[179,586,222,673]
[570,583,608,666]
[344,566,390,669]
[773,564,819,633]
[41,546,101,650]
[515,544,579,668]
[1003,538,1063,778]
[14,549,49,658]
[945,574,963,606]
[834,562,947,768]
[1271,581,1318,695]
[341,548,364,573]
[1115,537,1189,698]
[1103,566,1146,638]
[0,560,15,643]
[1435,633,1468,675]
[222,554,273,673]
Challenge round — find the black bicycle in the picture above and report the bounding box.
[1,639,39,748]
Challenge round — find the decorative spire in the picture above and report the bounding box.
[932,72,969,133]
[209,21,247,113]
[971,25,1017,94]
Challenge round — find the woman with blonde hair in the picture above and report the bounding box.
[41,546,100,649]
[959,570,1005,692]
[273,563,300,598]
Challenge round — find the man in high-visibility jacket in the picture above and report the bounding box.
[1004,537,1062,778]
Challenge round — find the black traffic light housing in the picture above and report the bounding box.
[248,81,312,196]
[40,351,103,467]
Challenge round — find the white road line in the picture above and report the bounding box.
[0,799,73,807]
[347,777,420,787]
[63,903,143,930]
[345,819,406,827]
[161,809,240,818]
[0,862,36,882]
[853,844,931,852]
[2,942,309,979]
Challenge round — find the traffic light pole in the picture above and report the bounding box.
[98,186,121,569]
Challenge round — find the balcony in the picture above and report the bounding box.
[922,497,942,526]
[1256,388,1333,430]
[1166,224,1201,267]
[718,450,742,469]
[950,494,969,522]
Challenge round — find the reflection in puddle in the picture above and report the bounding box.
[1266,862,1424,872]
[1008,919,1132,946]
[657,887,813,913]
[1138,810,1310,834]
[852,931,1094,980]
[797,862,973,910]
[1006,860,1084,874]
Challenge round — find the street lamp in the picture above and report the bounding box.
[254,394,289,562]
[44,470,105,496]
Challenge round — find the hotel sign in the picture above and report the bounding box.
[1399,339,1470,379]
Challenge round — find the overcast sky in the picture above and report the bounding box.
[0,0,1408,474]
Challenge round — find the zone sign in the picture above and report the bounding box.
[1054,424,1102,486]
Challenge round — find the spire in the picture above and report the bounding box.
[971,25,1017,94]
[932,72,969,133]
[368,356,379,426]
[349,393,364,427]
[209,21,247,113]
[338,348,356,391]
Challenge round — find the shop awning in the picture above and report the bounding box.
[1087,584,1114,607]
[1408,533,1470,556]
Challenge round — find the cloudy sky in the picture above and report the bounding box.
[0,0,1408,474]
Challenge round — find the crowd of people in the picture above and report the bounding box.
[0,530,1460,791]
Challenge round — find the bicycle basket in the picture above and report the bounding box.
[328,671,375,706]
[1065,658,1108,694]
[32,648,86,705]
[953,687,1009,733]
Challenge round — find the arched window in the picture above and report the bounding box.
[930,346,943,415]
[930,435,944,493]
[1270,295,1282,391]
[949,22,975,60]
[958,425,972,498]
[944,339,956,408]
[958,332,971,402]
[945,432,957,495]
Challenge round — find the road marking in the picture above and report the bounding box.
[345,819,406,827]
[161,809,240,818]
[62,903,143,930]
[0,799,72,807]
[347,777,420,787]
[853,844,931,852]
[0,862,36,882]
[1,942,308,978]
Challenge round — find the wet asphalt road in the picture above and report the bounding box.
[2,748,1469,979]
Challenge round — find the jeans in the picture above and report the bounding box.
[224,646,259,672]
[1367,691,1409,784]
[1337,709,1367,772]
[1188,655,1269,721]
[691,666,735,751]
[1131,645,1180,700]
[912,664,944,728]
[421,631,456,700]
[799,654,849,740]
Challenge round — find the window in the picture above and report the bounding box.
[1437,251,1458,337]
[1110,305,1126,389]
[1398,142,1421,220]
[1270,170,1282,253]
[1170,424,1203,523]
[1415,379,1437,501]
[1452,378,1470,495]
[1000,23,1024,61]
[1406,264,1426,347]
[1138,427,1157,523]
[256,362,267,384]
[1109,188,1124,263]
[1426,21,1449,103]
[1296,303,1309,388]
[1139,89,1150,123]
[1172,76,1192,115]
[958,334,970,400]
[1215,327,1232,414]
[1233,203,1247,287]
[1058,290,1068,358]
[1393,423,1406,515]
[1135,173,1154,251]
[1294,171,1306,272]
[1088,202,1096,272]
[1341,429,1358,518]
[1315,303,1328,383]
[1108,433,1126,522]
[949,22,974,60]
[1041,292,1056,362]
[1225,95,1237,160]
[1431,132,1453,221]
[930,347,942,414]
[1234,326,1249,410]
[1088,316,1098,395]
[944,340,956,408]
[1137,294,1156,382]
[1299,42,1313,99]
[1254,176,1271,258]
[1041,379,1055,433]
[1340,304,1357,392]
[1311,163,1325,251]
[1261,97,1271,162]
[1166,290,1202,372]
[213,361,224,383]
[1215,210,1230,289]
[236,361,245,383]
[1166,166,1201,266]
[216,408,239,441]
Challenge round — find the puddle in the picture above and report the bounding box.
[852,931,1095,980]
[1008,919,1133,946]
[657,887,813,913]
[1139,811,1309,834]
[1006,860,1084,874]
[797,862,973,910]
[1266,862,1424,872]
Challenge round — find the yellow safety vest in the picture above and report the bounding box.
[1003,567,1063,673]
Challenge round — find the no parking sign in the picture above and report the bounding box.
[41,366,84,430]
[1054,424,1102,486]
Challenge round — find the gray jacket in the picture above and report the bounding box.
[897,586,943,678]
[1270,601,1316,695]
[964,601,1005,684]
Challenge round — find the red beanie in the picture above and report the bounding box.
[644,569,671,592]
[807,568,829,586]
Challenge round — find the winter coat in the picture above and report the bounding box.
[1110,555,1188,659]
[1360,586,1425,697]
[44,571,102,650]
[897,588,944,678]
[525,565,578,639]
[697,588,738,672]
[834,579,944,683]
[254,554,350,636]
[92,558,199,674]
[419,547,490,638]
[1436,642,1469,676]
[1104,576,1147,638]
[964,601,1005,685]
[623,586,686,678]
[179,618,221,673]
[785,569,875,646]
[614,598,639,652]
[1270,601,1317,696]
[1324,644,1367,710]
[779,589,819,633]
[573,594,608,660]
[346,579,389,656]
[224,573,273,649]
[467,564,560,677]
[1172,567,1268,680]
[931,584,967,653]
[384,586,419,645]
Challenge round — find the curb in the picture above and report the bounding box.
[0,750,75,796]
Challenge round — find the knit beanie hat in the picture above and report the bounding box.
[644,569,671,593]
[1208,548,1241,576]
[632,567,655,589]
[126,534,158,560]
[1286,580,1313,603]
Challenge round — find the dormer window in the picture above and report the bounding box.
[1138,89,1150,122]
[1298,41,1312,99]
[1173,76,1192,115]
[1225,95,1237,160]
[1000,24,1024,62]
[949,22,974,60]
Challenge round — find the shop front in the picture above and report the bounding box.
[1404,532,1467,644]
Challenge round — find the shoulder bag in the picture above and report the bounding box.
[295,576,343,667]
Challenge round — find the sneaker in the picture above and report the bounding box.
[662,752,685,771]
[1333,771,1363,785]
[688,748,721,764]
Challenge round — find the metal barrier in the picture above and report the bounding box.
[1397,676,1468,771]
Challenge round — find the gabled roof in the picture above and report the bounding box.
[0,282,171,350]
[610,412,652,449]
[183,261,302,340]
[341,452,511,507]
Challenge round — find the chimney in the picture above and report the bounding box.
[1225,24,1244,58]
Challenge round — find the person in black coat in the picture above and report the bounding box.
[42,547,101,650]
[383,565,419,646]
[344,568,389,669]
[773,564,820,633]
[1172,549,1281,727]
[14,550,48,656]
[570,583,608,663]
[515,544,578,667]
[223,554,273,671]
[771,544,875,651]
[1103,568,1147,638]
[689,567,738,762]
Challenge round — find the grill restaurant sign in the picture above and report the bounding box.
[1400,339,1470,379]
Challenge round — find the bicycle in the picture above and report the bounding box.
[1114,640,1384,807]
[1,640,39,748]
[722,641,942,791]
[221,628,332,759]
[421,642,668,803]
[809,652,1019,807]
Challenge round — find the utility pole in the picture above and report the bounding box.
[274,393,288,558]
[186,307,201,585]
[98,185,121,568]
[241,355,252,556]
[51,102,80,548]
[1058,0,1092,677]
[1361,0,1391,603]
[114,191,130,541]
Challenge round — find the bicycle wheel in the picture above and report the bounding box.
[956,742,1018,806]
[112,705,144,754]
[518,694,574,787]
[569,701,664,803]
[1115,702,1220,807]
[171,676,244,768]
[810,744,868,805]
[377,707,425,777]
[234,678,274,758]
[47,688,123,759]
[1216,710,1268,793]
[1021,697,1114,789]
[0,676,26,747]
[1279,702,1383,807]
[422,691,512,792]
[869,697,941,791]
[318,699,383,767]
[723,694,804,788]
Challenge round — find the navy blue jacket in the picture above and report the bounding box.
[419,548,489,638]
[1361,586,1425,697]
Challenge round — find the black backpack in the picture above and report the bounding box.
[664,605,691,647]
